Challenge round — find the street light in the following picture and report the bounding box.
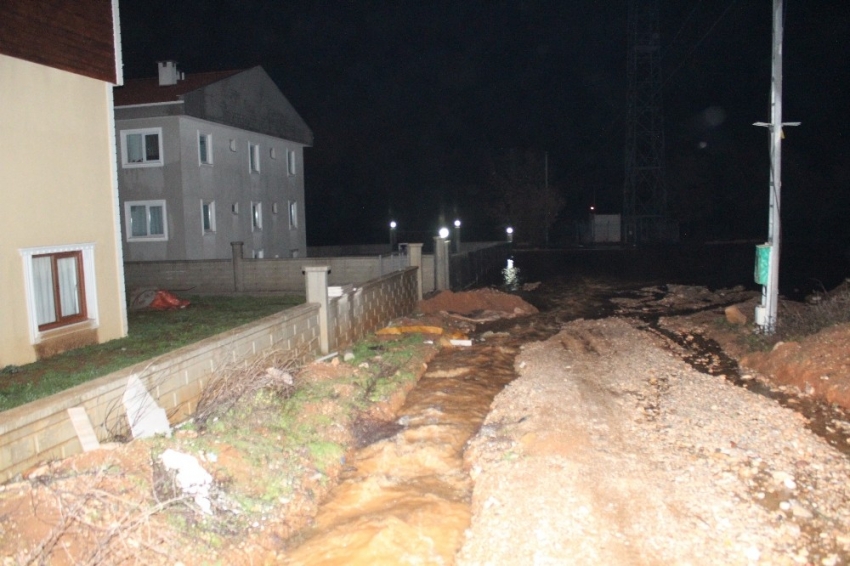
[453,219,461,253]
[389,220,397,250]
[506,226,514,243]
[438,226,449,239]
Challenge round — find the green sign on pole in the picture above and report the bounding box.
[754,244,771,286]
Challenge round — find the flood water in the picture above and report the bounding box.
[283,326,554,565]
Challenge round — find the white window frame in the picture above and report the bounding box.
[198,132,213,165]
[288,200,298,229]
[201,200,216,233]
[252,201,263,231]
[249,143,260,173]
[120,127,163,168]
[125,200,168,241]
[19,243,99,344]
[287,149,297,176]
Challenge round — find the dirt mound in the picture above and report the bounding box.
[418,288,538,317]
[741,322,850,408]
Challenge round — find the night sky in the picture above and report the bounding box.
[118,0,850,247]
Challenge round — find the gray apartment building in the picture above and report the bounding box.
[114,61,313,260]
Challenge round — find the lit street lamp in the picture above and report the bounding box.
[439,226,449,239]
[453,219,461,253]
[506,226,514,243]
[389,220,397,250]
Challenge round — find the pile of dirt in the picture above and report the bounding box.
[418,288,538,317]
[741,323,850,408]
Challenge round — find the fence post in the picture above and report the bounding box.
[434,237,451,291]
[406,243,423,300]
[304,266,330,354]
[231,241,244,292]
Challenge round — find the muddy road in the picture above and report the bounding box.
[281,271,850,565]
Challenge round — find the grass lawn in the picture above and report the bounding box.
[0,294,304,412]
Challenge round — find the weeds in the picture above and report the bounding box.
[12,331,437,564]
[777,279,850,340]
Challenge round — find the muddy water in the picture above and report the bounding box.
[283,331,549,565]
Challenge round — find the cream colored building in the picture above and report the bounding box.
[0,0,128,367]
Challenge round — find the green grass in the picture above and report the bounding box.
[0,294,304,411]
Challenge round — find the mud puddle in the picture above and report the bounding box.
[283,321,559,565]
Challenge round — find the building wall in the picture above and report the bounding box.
[116,115,307,261]
[0,54,127,367]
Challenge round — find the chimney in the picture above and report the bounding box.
[157,61,181,86]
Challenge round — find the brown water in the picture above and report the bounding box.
[282,333,534,565]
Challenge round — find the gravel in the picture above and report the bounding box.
[458,317,850,565]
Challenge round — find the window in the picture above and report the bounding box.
[229,139,237,152]
[120,128,163,167]
[270,147,277,159]
[288,200,298,229]
[272,202,279,214]
[249,143,260,173]
[20,243,98,342]
[252,201,262,231]
[125,200,168,241]
[201,200,216,233]
[199,132,212,165]
[287,149,297,176]
[253,249,264,259]
[231,202,239,215]
[31,251,86,330]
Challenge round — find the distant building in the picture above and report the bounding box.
[113,62,313,260]
[0,0,128,365]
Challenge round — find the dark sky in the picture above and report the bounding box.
[119,0,850,246]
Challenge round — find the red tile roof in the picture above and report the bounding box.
[113,69,244,106]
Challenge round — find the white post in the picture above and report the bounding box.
[406,243,424,300]
[304,266,330,354]
[433,237,450,290]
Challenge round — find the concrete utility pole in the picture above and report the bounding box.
[754,0,799,334]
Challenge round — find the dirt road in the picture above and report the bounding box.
[458,316,850,565]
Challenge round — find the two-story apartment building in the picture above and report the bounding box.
[0,0,128,366]
[113,62,313,261]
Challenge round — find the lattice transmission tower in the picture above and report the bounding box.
[623,0,673,244]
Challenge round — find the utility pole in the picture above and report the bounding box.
[754,0,799,334]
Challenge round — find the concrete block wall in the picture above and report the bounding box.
[124,260,234,294]
[0,303,321,482]
[0,265,422,483]
[125,255,432,294]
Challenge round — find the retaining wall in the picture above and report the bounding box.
[0,268,419,483]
